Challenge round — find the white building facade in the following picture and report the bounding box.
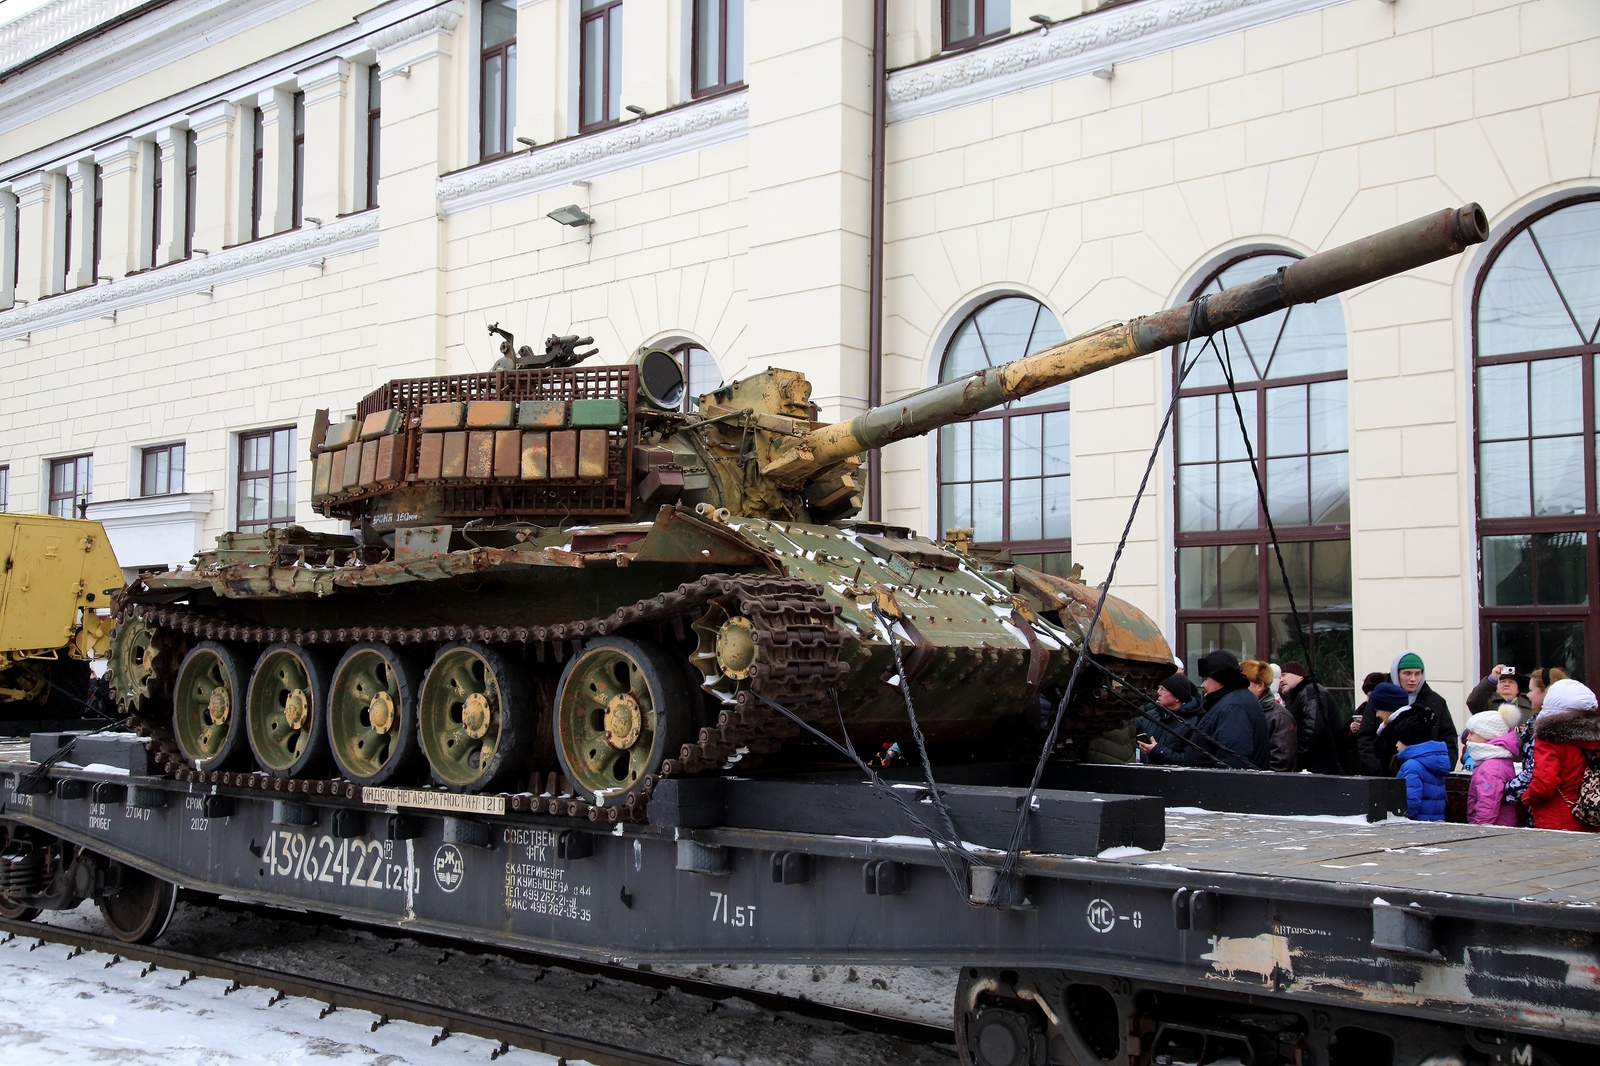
[0,0,1597,719]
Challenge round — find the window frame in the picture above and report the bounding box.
[250,106,264,241]
[942,0,1009,53]
[579,0,623,133]
[669,342,724,413]
[1471,193,1600,680]
[290,92,305,229]
[139,442,186,498]
[48,454,92,518]
[934,295,1073,568]
[184,129,197,258]
[691,0,744,99]
[92,165,102,281]
[1171,250,1353,696]
[0,464,9,512]
[61,173,72,289]
[236,427,297,533]
[365,65,381,209]
[147,143,162,269]
[479,0,518,160]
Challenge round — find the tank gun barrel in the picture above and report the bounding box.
[789,204,1488,477]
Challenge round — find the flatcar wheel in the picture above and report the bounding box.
[98,864,177,945]
[246,643,334,778]
[418,642,529,793]
[554,636,692,805]
[172,641,251,771]
[329,643,423,786]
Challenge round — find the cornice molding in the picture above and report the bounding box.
[362,2,461,55]
[437,91,749,216]
[886,0,1344,123]
[0,0,151,75]
[0,211,378,341]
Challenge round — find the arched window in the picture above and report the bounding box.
[936,296,1070,576]
[670,342,724,412]
[1474,196,1600,681]
[1173,252,1352,695]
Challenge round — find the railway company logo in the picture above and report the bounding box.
[433,844,466,893]
[1086,898,1117,934]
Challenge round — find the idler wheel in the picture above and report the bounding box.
[97,863,177,945]
[246,643,334,778]
[328,643,424,786]
[418,642,529,793]
[554,636,691,805]
[690,599,760,702]
[172,641,253,771]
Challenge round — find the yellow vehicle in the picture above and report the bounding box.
[0,514,124,731]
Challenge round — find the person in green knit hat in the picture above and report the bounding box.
[1355,650,1458,772]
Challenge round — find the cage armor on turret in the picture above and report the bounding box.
[105,205,1487,818]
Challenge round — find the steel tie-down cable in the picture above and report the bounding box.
[869,602,962,847]
[983,297,1226,906]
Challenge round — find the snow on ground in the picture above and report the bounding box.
[0,929,565,1066]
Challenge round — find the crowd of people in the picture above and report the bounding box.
[1119,649,1600,833]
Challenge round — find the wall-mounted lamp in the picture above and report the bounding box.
[308,258,326,272]
[198,285,214,298]
[101,310,117,323]
[515,136,537,151]
[394,65,412,79]
[302,216,322,228]
[547,204,595,244]
[1092,64,1115,80]
[1028,13,1059,35]
[625,104,648,117]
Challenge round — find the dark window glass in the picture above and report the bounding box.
[480,0,518,159]
[61,176,71,287]
[1174,251,1352,696]
[148,143,162,268]
[48,455,92,518]
[944,0,1009,51]
[92,166,102,280]
[237,427,296,532]
[937,296,1071,574]
[580,0,623,131]
[251,107,264,240]
[670,343,725,412]
[184,129,197,258]
[366,65,382,209]
[693,0,744,97]
[1474,195,1600,682]
[291,93,305,228]
[141,443,186,497]
[0,465,9,512]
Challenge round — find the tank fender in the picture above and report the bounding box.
[630,505,781,570]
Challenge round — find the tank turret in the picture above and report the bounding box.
[110,206,1487,813]
[309,205,1488,536]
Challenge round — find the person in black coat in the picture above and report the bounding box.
[1279,660,1344,775]
[1389,650,1459,770]
[1136,673,1204,759]
[1139,652,1268,769]
[1357,682,1412,775]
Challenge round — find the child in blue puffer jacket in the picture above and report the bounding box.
[1386,706,1450,820]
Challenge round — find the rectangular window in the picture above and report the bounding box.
[251,107,264,241]
[291,93,305,228]
[480,0,517,159]
[580,0,622,132]
[148,143,162,268]
[140,442,186,498]
[92,166,102,281]
[237,427,295,532]
[0,465,8,512]
[48,454,92,518]
[943,0,1009,51]
[184,129,197,258]
[692,0,744,97]
[61,177,72,288]
[366,65,381,208]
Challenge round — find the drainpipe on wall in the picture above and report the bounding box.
[867,0,887,521]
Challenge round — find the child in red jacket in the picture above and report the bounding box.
[1520,679,1600,832]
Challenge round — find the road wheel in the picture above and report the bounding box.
[418,643,528,793]
[172,642,252,771]
[328,643,423,786]
[246,643,334,778]
[554,636,691,805]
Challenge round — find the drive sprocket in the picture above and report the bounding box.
[105,614,182,713]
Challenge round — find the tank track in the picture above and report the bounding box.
[114,574,847,825]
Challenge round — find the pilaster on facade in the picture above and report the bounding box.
[153,127,188,267]
[0,188,16,309]
[256,86,296,237]
[12,169,59,304]
[298,56,355,223]
[91,137,139,281]
[515,0,562,148]
[188,100,244,254]
[743,0,874,422]
[64,157,97,290]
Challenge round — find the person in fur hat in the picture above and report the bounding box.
[1520,678,1600,833]
[1241,660,1296,772]
[1388,706,1450,821]
[1463,708,1520,826]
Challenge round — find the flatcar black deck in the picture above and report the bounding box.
[3,738,1599,1054]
